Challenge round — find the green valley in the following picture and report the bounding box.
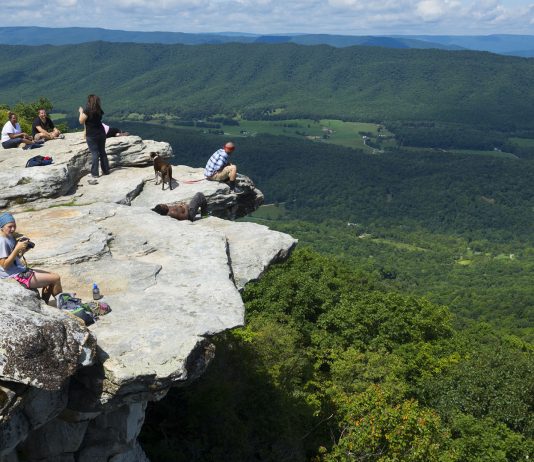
[2,36,533,458]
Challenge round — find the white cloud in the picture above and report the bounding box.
[56,0,78,6]
[1,0,533,34]
[113,0,207,8]
[416,0,445,20]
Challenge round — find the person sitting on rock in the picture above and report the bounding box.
[32,108,63,141]
[1,112,40,149]
[204,141,243,194]
[152,192,208,221]
[102,123,129,139]
[0,212,63,305]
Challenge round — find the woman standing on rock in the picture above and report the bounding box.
[0,212,63,304]
[79,94,109,185]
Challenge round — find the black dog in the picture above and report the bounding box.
[150,152,173,190]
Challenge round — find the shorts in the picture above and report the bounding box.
[13,269,35,288]
[208,165,233,182]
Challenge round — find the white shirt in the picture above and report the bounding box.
[1,121,21,143]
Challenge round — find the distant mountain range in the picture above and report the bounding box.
[1,27,533,57]
[0,42,533,130]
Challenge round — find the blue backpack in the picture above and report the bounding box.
[26,155,53,168]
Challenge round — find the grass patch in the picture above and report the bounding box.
[509,137,534,148]
[456,259,473,266]
[246,203,288,221]
[371,238,428,252]
[400,146,518,159]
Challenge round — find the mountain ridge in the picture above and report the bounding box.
[0,41,533,129]
[1,26,534,56]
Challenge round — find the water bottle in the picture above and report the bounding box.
[92,283,102,300]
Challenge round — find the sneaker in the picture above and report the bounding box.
[58,134,65,139]
[88,179,98,185]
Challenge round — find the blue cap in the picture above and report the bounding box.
[0,213,15,229]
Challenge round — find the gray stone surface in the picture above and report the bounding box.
[132,167,264,219]
[196,218,298,290]
[22,419,89,458]
[10,204,246,400]
[0,282,95,390]
[76,403,146,462]
[0,134,296,461]
[0,133,170,211]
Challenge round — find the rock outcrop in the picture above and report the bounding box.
[0,134,296,461]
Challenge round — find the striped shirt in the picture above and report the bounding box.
[204,148,229,178]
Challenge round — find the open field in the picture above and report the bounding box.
[245,203,288,221]
[126,115,534,159]
[138,116,395,152]
[510,137,534,149]
[399,146,519,159]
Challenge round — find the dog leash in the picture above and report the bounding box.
[179,178,207,184]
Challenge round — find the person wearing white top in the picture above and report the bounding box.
[1,112,39,149]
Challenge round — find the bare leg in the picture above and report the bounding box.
[228,165,237,181]
[21,139,36,147]
[35,132,53,141]
[29,269,63,304]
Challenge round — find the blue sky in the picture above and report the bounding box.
[2,0,533,35]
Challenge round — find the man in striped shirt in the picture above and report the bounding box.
[204,141,243,194]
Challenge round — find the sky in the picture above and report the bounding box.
[2,0,533,35]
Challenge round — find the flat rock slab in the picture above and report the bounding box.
[10,204,293,402]
[131,166,227,208]
[195,218,298,290]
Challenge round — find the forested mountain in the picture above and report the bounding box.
[2,27,534,56]
[1,42,533,128]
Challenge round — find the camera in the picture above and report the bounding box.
[17,237,35,249]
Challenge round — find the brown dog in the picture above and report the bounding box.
[150,152,174,190]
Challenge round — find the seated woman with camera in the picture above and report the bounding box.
[0,212,62,304]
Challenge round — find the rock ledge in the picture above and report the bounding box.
[0,134,296,462]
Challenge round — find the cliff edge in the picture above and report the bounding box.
[0,134,297,462]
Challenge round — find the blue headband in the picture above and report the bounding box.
[0,213,15,229]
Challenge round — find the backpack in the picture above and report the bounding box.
[56,292,96,326]
[25,155,53,168]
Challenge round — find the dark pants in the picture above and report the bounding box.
[188,193,208,221]
[2,138,23,149]
[86,134,109,177]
